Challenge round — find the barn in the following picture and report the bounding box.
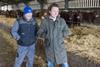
[0,0,100,67]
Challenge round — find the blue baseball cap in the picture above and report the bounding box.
[23,6,33,15]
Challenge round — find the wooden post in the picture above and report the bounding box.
[65,0,68,9]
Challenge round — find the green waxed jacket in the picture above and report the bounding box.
[38,16,70,64]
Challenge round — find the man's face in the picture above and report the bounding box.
[49,7,59,18]
[24,13,33,21]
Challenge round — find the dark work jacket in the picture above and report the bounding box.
[17,18,37,46]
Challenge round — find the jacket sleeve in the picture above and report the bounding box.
[62,19,71,38]
[37,19,47,38]
[11,20,20,40]
[35,22,39,37]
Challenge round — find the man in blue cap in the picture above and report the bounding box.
[11,6,38,67]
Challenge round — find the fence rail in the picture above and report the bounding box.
[68,0,100,8]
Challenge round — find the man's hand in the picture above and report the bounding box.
[36,37,45,45]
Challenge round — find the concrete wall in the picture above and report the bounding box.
[0,0,100,11]
[14,0,100,10]
[17,0,65,10]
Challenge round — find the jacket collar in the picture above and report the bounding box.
[48,16,60,22]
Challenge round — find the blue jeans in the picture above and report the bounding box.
[47,61,69,67]
[14,44,35,67]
